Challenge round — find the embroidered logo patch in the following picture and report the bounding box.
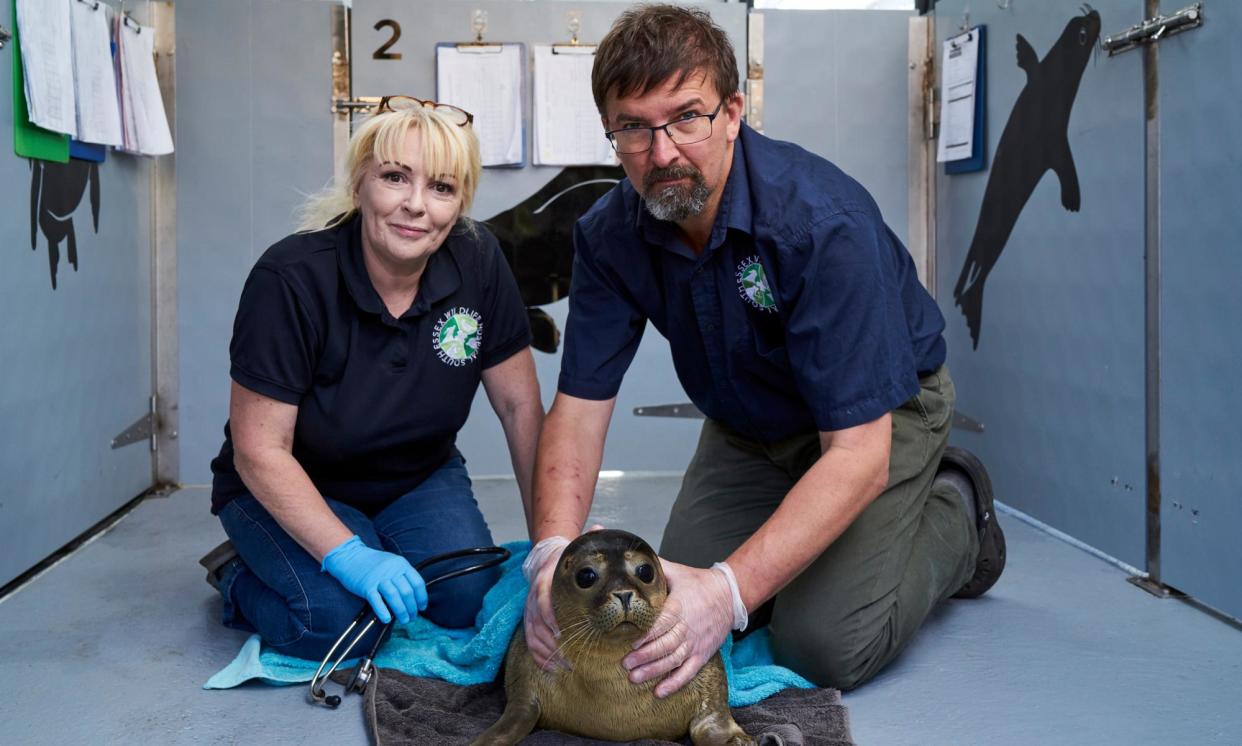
[433,307,482,366]
[736,256,777,312]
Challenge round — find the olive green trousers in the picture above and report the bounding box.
[659,366,978,690]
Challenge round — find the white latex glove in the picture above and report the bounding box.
[522,535,571,671]
[622,559,736,698]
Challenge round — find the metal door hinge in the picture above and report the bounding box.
[1102,3,1203,56]
[112,395,158,452]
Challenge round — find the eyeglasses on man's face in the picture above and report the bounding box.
[604,101,725,155]
[377,95,474,127]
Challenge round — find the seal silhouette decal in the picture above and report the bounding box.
[484,166,623,353]
[953,8,1101,348]
[31,159,102,290]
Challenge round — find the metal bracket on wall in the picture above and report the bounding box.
[745,12,765,133]
[330,3,351,183]
[952,410,985,433]
[635,402,986,431]
[633,403,705,419]
[1102,3,1203,56]
[1127,574,1187,599]
[112,396,158,452]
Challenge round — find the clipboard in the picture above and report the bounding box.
[436,41,527,168]
[532,42,613,167]
[11,0,69,162]
[944,25,987,175]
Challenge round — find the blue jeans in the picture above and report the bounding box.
[215,456,501,660]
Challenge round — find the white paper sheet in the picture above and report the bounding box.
[936,29,979,163]
[436,44,524,167]
[117,17,174,155]
[70,0,123,146]
[532,45,615,167]
[16,0,77,136]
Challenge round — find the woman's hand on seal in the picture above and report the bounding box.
[623,560,734,698]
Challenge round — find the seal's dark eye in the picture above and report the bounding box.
[1079,27,1088,45]
[634,563,655,583]
[575,567,598,589]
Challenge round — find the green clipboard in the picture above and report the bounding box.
[11,0,70,162]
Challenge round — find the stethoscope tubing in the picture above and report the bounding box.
[309,544,511,707]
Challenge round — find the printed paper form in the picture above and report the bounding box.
[117,18,174,155]
[936,29,979,163]
[70,0,122,146]
[437,45,524,167]
[532,45,615,167]
[16,0,77,136]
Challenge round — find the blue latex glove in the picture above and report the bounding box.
[321,535,428,624]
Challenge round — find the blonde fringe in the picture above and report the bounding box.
[295,107,482,233]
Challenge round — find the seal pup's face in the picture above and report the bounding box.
[550,530,668,655]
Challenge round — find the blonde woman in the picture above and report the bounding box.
[202,98,542,660]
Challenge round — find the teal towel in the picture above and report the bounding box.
[204,541,814,707]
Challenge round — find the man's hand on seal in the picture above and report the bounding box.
[523,536,572,671]
[523,526,608,672]
[623,560,735,698]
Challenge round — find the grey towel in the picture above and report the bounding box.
[362,667,854,746]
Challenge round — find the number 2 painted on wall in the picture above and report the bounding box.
[373,19,402,60]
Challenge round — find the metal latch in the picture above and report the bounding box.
[332,96,385,115]
[1102,3,1203,56]
[633,403,705,419]
[112,396,158,452]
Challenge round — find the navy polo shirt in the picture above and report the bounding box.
[210,216,531,515]
[560,124,945,442]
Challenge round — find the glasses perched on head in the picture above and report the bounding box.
[376,95,474,127]
[604,101,724,155]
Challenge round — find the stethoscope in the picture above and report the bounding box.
[309,545,511,708]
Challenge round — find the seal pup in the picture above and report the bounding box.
[470,529,754,746]
[953,8,1101,348]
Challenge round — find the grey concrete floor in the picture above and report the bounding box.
[1,477,1239,745]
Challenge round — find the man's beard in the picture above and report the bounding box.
[641,165,710,222]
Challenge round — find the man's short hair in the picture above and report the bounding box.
[591,4,739,116]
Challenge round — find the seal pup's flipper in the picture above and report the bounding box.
[468,694,541,746]
[1016,34,1040,79]
[689,708,758,746]
[1051,136,1081,212]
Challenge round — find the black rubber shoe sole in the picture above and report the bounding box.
[939,446,1007,599]
[198,539,239,590]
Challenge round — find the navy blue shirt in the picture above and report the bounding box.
[210,216,531,515]
[560,124,945,442]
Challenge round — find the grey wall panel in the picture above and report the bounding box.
[934,1,1146,566]
[0,3,157,584]
[1158,4,1242,619]
[176,0,334,485]
[353,0,746,475]
[763,9,912,249]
